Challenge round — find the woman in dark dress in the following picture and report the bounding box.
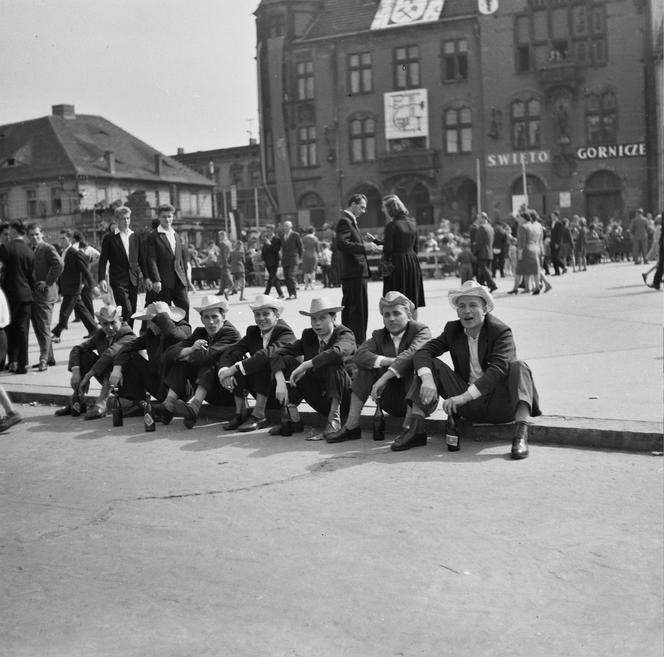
[380,194,425,317]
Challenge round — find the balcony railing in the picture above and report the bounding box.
[377,149,439,174]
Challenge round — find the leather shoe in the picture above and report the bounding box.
[84,405,106,420]
[223,409,252,431]
[151,402,174,425]
[55,405,72,416]
[269,419,304,435]
[391,417,427,451]
[511,422,529,459]
[326,425,362,443]
[175,399,198,429]
[237,415,271,432]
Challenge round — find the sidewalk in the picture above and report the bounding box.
[2,260,662,452]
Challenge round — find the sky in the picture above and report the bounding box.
[0,0,260,156]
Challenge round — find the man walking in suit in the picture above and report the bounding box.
[473,212,498,292]
[279,220,303,299]
[630,208,650,265]
[0,221,35,374]
[98,206,141,327]
[51,230,99,343]
[261,224,284,298]
[335,193,381,345]
[28,223,63,370]
[550,211,566,275]
[145,203,190,320]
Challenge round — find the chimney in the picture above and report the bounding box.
[177,147,184,155]
[154,153,162,176]
[105,150,116,174]
[52,104,75,119]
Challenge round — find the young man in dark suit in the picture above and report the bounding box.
[335,193,381,345]
[271,297,357,440]
[279,220,303,299]
[261,224,284,299]
[51,230,99,342]
[28,223,64,371]
[395,280,540,459]
[144,203,190,320]
[326,291,432,443]
[98,206,141,327]
[0,221,35,374]
[216,294,297,431]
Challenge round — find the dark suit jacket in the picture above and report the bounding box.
[335,210,369,280]
[145,230,188,288]
[412,314,516,396]
[33,241,64,303]
[474,223,495,260]
[261,236,282,269]
[0,238,35,304]
[164,322,241,367]
[58,246,94,296]
[219,319,296,374]
[272,324,356,373]
[113,312,192,376]
[98,231,141,287]
[68,324,136,377]
[355,321,431,378]
[280,231,303,267]
[551,220,563,248]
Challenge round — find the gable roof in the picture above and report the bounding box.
[0,113,214,187]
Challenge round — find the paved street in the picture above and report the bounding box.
[0,406,662,657]
[0,259,662,656]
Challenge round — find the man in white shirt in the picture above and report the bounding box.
[396,280,540,459]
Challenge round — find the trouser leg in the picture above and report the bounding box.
[341,277,368,345]
[111,284,137,328]
[31,299,54,362]
[53,294,77,335]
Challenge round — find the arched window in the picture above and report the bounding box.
[511,98,541,150]
[349,117,376,163]
[585,90,617,145]
[444,107,472,154]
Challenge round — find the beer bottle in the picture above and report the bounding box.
[109,386,123,427]
[279,402,292,436]
[71,389,82,417]
[372,399,385,441]
[445,413,460,451]
[144,393,155,432]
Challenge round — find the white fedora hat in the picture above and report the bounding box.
[379,291,415,315]
[248,294,283,314]
[193,295,230,314]
[448,280,495,313]
[299,297,344,317]
[131,301,186,322]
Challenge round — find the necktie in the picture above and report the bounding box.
[319,340,326,353]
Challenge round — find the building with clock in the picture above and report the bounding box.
[254,0,661,231]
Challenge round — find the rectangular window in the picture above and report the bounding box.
[572,5,587,37]
[349,118,376,163]
[388,137,426,153]
[512,99,541,150]
[27,189,37,218]
[444,108,472,154]
[348,52,372,94]
[591,38,606,65]
[297,126,317,167]
[296,61,314,100]
[0,193,7,220]
[51,187,62,214]
[394,45,420,89]
[442,39,468,82]
[517,44,531,72]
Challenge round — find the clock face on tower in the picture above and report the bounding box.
[371,0,445,30]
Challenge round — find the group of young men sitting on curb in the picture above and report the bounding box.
[54,280,540,459]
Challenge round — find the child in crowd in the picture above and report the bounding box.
[455,239,475,283]
[505,235,518,276]
[229,240,246,301]
[319,241,332,288]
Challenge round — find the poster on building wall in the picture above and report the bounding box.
[371,0,445,30]
[384,89,429,141]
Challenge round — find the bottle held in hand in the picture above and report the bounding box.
[280,402,292,436]
[445,413,460,451]
[109,386,123,427]
[144,393,155,432]
[372,399,385,441]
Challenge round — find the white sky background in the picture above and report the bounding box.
[0,0,260,155]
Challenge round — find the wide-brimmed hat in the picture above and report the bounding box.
[131,301,186,322]
[95,304,123,322]
[448,280,494,313]
[299,297,344,317]
[193,295,229,314]
[248,294,283,314]
[379,291,415,315]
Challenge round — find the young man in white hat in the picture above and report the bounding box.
[108,302,191,411]
[326,291,432,443]
[55,304,136,419]
[393,280,540,459]
[152,295,240,428]
[270,297,356,439]
[216,294,296,432]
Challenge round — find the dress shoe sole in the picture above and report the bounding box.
[326,427,362,443]
[510,450,529,460]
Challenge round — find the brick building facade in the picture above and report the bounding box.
[255,0,659,232]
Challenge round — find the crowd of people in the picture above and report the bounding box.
[0,194,660,437]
